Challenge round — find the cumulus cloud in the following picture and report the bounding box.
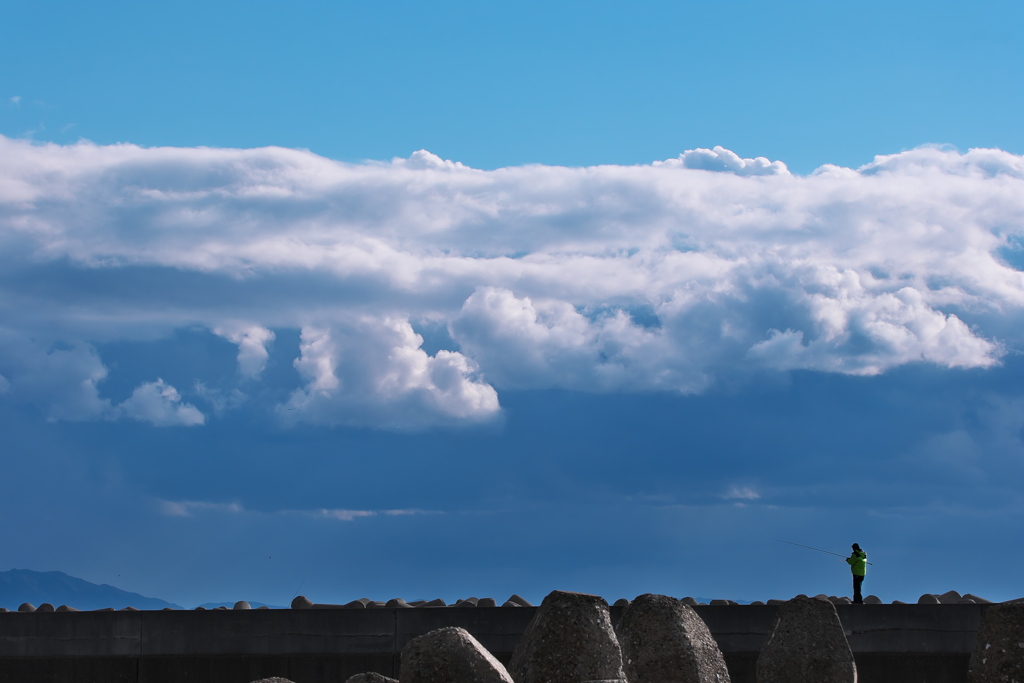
[0,335,111,421]
[117,379,205,427]
[281,318,500,428]
[214,323,275,378]
[1,136,1023,427]
[657,145,790,176]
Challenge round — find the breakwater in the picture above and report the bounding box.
[0,598,990,683]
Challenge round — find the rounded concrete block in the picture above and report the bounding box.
[618,593,731,683]
[756,596,857,683]
[510,590,626,683]
[387,598,412,608]
[938,591,962,604]
[234,601,252,610]
[18,603,36,612]
[400,626,514,683]
[478,597,497,607]
[345,673,398,683]
[291,595,314,609]
[918,594,941,604]
[506,593,533,607]
[36,603,55,612]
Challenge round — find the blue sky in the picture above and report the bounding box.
[2,0,1024,609]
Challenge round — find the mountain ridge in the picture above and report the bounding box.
[0,568,182,611]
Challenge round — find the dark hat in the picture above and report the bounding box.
[852,543,861,550]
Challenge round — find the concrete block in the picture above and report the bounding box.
[968,603,1024,682]
[618,593,730,683]
[400,626,513,683]
[509,590,626,683]
[291,596,313,609]
[756,596,856,683]
[345,673,398,683]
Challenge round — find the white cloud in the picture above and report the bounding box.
[1,136,1023,427]
[281,318,500,428]
[315,508,441,520]
[117,379,205,427]
[657,145,790,176]
[724,486,761,501]
[157,499,440,521]
[449,286,694,392]
[160,500,244,517]
[214,323,275,378]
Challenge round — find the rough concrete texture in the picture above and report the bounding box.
[250,678,295,683]
[400,626,514,683]
[967,603,1024,682]
[345,672,398,683]
[509,590,626,683]
[756,596,856,683]
[618,593,731,683]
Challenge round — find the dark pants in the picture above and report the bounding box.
[853,574,864,603]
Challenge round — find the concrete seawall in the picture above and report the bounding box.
[0,604,985,683]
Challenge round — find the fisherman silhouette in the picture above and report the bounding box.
[846,543,867,604]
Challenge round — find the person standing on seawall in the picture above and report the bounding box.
[847,543,868,604]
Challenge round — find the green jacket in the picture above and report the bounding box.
[847,550,867,576]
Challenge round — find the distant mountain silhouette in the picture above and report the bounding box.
[0,569,183,611]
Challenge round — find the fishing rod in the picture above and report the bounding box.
[771,538,874,565]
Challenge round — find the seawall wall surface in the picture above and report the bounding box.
[0,603,985,683]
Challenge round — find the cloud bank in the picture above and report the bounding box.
[1,136,1023,428]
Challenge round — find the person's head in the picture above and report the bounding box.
[852,543,861,551]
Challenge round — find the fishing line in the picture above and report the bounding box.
[770,538,874,565]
